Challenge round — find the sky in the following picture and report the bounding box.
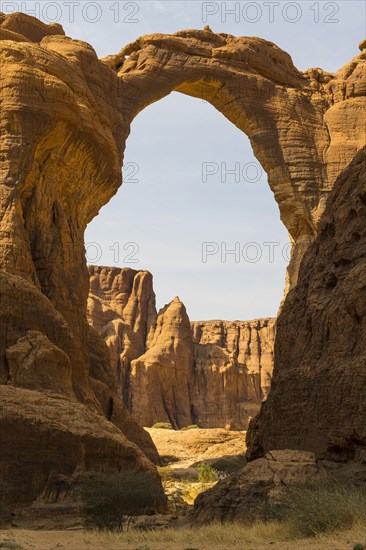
[5,1,365,320]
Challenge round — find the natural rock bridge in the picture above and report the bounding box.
[0,12,365,512]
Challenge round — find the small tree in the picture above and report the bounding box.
[76,471,166,531]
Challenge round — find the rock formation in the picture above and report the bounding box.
[87,265,276,429]
[194,450,326,523]
[0,10,365,518]
[191,319,275,428]
[246,146,366,462]
[0,13,163,516]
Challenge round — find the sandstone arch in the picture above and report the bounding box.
[0,12,365,511]
[1,15,364,331]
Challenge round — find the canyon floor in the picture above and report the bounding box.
[1,429,365,549]
[148,427,247,472]
[0,525,364,550]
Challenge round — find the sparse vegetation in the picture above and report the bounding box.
[0,543,23,549]
[267,477,366,537]
[81,520,293,547]
[76,471,166,530]
[197,463,218,483]
[180,424,199,431]
[2,521,366,549]
[152,422,173,430]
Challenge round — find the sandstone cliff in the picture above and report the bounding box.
[88,265,276,429]
[0,13,163,516]
[246,146,366,462]
[1,10,365,517]
[191,319,275,428]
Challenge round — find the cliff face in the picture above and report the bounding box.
[88,265,275,429]
[87,265,157,401]
[0,13,163,514]
[191,319,276,429]
[246,147,366,462]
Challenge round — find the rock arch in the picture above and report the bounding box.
[1,9,365,410]
[0,12,365,508]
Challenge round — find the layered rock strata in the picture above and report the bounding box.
[88,265,275,429]
[247,146,366,461]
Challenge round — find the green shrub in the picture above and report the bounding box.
[268,478,366,537]
[152,422,173,430]
[0,543,23,549]
[76,471,166,531]
[197,463,218,484]
[180,425,199,431]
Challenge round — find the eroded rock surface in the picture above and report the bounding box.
[191,319,275,428]
[247,147,366,462]
[87,265,276,429]
[193,449,326,523]
[0,14,162,514]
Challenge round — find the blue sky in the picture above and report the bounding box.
[8,1,365,320]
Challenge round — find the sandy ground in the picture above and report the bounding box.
[0,528,364,550]
[146,428,246,471]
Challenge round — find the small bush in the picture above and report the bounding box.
[152,422,173,430]
[180,425,199,431]
[268,478,366,537]
[76,471,166,531]
[197,463,218,483]
[0,543,23,549]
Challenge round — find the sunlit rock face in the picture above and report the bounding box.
[87,265,276,429]
[0,11,365,513]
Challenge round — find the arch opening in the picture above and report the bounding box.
[86,91,289,321]
[85,91,288,429]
